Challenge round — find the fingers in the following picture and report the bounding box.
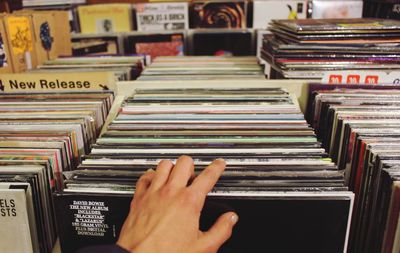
[134,169,155,199]
[167,155,195,188]
[148,160,174,192]
[200,212,238,251]
[189,158,226,196]
[148,157,224,195]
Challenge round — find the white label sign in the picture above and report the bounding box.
[136,2,189,31]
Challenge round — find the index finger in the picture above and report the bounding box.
[189,158,226,196]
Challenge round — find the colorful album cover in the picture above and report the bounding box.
[190,1,247,28]
[6,16,34,55]
[125,33,184,59]
[77,4,132,34]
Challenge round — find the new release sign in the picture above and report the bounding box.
[0,72,116,92]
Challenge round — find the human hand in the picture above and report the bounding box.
[117,155,238,253]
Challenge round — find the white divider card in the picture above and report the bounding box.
[322,71,400,85]
[0,72,116,92]
[311,0,363,19]
[135,2,189,31]
[253,0,307,29]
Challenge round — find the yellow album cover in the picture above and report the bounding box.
[78,4,133,34]
[3,14,38,72]
[6,16,33,55]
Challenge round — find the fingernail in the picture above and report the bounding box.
[147,168,155,172]
[216,158,226,164]
[230,213,239,224]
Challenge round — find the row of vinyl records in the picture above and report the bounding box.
[23,1,364,34]
[34,55,149,81]
[307,84,400,253]
[0,57,397,253]
[28,55,264,82]
[71,30,261,59]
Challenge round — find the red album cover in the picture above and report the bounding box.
[135,40,183,59]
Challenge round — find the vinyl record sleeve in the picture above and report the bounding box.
[135,2,189,31]
[0,182,39,253]
[192,31,252,56]
[0,188,35,253]
[0,165,54,252]
[72,36,119,56]
[77,4,133,34]
[311,0,363,19]
[55,191,353,253]
[125,33,185,59]
[271,18,400,34]
[370,163,400,253]
[253,0,306,29]
[190,1,247,28]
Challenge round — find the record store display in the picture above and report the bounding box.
[3,1,400,251]
[306,84,400,253]
[0,91,113,253]
[138,56,265,80]
[55,85,354,253]
[261,18,400,79]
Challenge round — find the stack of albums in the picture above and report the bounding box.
[55,87,354,253]
[307,84,400,253]
[261,18,400,79]
[33,55,149,81]
[0,91,114,253]
[138,56,265,80]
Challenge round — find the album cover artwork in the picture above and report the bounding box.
[190,1,247,28]
[135,2,189,31]
[125,33,184,59]
[56,192,353,253]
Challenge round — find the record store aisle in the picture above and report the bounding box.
[55,62,354,253]
[1,56,399,253]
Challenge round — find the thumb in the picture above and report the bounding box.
[200,212,238,251]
